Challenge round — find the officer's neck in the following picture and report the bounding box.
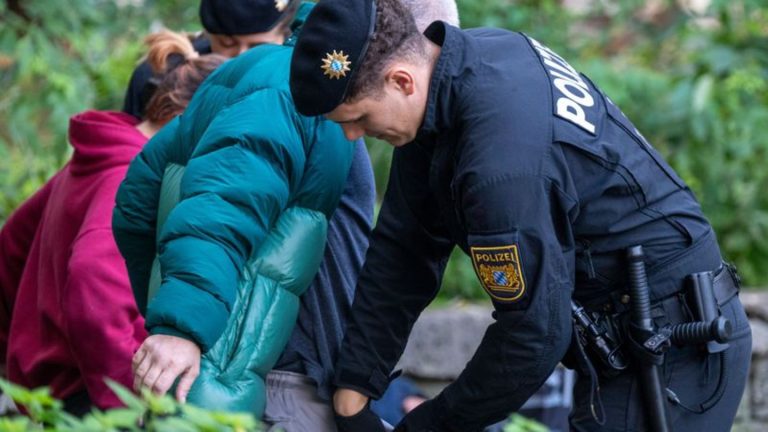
[408,39,442,140]
[424,37,442,77]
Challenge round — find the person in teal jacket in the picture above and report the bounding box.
[112,3,358,429]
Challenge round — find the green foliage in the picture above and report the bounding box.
[0,378,263,432]
[0,381,549,431]
[0,0,203,226]
[503,413,549,432]
[0,379,72,427]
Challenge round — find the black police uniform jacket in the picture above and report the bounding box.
[335,22,720,430]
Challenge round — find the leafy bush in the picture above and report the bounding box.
[0,378,262,432]
[503,413,549,432]
[0,0,198,226]
[0,377,551,431]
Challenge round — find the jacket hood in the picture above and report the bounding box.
[68,110,146,175]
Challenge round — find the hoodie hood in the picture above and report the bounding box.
[68,110,147,176]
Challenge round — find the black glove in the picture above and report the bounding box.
[394,397,447,432]
[335,406,386,432]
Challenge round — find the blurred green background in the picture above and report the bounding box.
[1,0,766,300]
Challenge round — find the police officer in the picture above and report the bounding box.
[288,0,752,431]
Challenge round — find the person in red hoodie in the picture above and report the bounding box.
[0,31,225,416]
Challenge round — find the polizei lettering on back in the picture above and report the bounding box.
[528,37,596,135]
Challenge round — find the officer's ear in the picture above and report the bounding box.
[385,65,416,97]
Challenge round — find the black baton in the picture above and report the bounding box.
[627,246,672,432]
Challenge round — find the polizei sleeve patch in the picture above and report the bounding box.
[470,244,526,302]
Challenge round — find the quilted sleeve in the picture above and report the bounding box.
[145,89,309,352]
[113,117,180,314]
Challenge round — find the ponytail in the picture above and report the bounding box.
[143,30,226,124]
[145,30,200,75]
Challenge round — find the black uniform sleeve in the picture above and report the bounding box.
[334,144,455,398]
[413,174,575,431]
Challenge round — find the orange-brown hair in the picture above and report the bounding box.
[143,30,226,124]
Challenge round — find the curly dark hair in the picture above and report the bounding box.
[345,0,425,101]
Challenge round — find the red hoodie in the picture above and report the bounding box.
[0,111,148,409]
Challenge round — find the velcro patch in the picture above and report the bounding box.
[470,244,526,302]
[528,36,597,135]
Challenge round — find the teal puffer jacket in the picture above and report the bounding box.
[112,39,353,414]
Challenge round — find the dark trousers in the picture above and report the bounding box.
[570,294,752,431]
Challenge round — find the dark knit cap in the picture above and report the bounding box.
[200,0,298,35]
[289,0,377,116]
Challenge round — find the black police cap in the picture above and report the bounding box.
[290,0,376,116]
[200,0,298,35]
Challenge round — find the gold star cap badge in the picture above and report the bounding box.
[275,0,288,12]
[321,50,352,80]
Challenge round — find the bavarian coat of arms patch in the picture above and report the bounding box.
[470,244,526,302]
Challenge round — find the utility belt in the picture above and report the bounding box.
[568,243,741,427]
[583,261,738,325]
[568,261,741,378]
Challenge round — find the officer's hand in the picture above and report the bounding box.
[132,334,201,403]
[333,388,385,432]
[334,405,386,432]
[394,397,445,432]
